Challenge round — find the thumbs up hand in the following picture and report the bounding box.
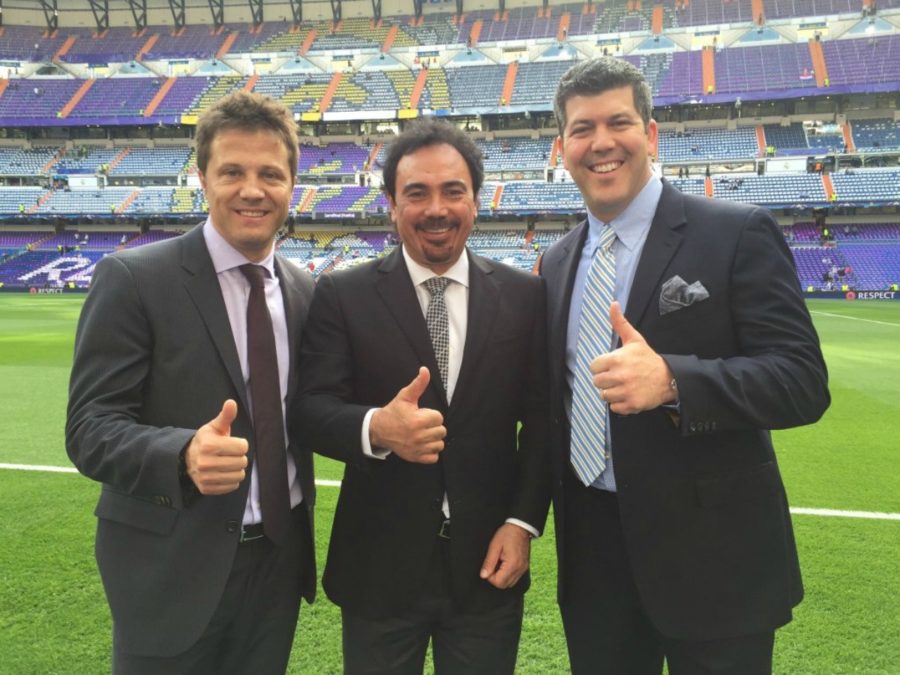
[589,302,678,415]
[369,367,446,464]
[183,399,250,495]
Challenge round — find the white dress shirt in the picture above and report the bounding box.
[361,245,538,537]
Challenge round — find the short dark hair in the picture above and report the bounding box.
[381,118,484,200]
[554,57,653,137]
[195,91,299,177]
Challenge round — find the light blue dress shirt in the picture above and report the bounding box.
[564,172,663,491]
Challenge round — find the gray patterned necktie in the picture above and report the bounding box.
[570,226,617,486]
[423,276,451,391]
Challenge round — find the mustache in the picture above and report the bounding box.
[415,218,458,231]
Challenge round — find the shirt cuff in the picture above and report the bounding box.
[505,518,540,539]
[361,408,390,459]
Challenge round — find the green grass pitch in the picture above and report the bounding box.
[0,294,898,673]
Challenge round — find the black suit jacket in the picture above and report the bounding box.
[540,180,829,640]
[295,247,550,618]
[66,225,316,657]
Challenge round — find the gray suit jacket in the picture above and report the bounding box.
[66,224,316,657]
[540,180,829,640]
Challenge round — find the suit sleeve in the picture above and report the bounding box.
[293,272,371,466]
[508,276,552,533]
[65,255,194,504]
[664,208,830,434]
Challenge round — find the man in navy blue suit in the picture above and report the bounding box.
[540,57,829,674]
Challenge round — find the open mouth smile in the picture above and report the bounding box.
[590,160,623,174]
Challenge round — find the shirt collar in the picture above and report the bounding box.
[401,244,470,289]
[586,167,663,253]
[203,218,276,277]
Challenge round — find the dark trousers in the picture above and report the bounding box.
[342,536,524,675]
[113,506,309,675]
[560,472,775,675]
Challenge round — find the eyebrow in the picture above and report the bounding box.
[217,162,287,174]
[401,179,469,193]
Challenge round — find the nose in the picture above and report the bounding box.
[239,176,265,200]
[589,127,616,153]
[423,194,449,218]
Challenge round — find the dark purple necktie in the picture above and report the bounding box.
[240,264,290,545]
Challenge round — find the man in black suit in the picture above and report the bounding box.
[66,92,316,674]
[295,118,550,674]
[539,58,829,674]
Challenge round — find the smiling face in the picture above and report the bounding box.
[560,86,658,223]
[198,127,294,262]
[387,143,478,274]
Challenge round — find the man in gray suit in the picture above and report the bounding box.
[66,91,315,674]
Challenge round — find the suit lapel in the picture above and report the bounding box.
[626,181,686,328]
[544,223,588,376]
[180,225,249,412]
[451,250,498,414]
[375,248,447,406]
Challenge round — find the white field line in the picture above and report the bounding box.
[1,463,897,520]
[0,462,342,486]
[810,310,900,328]
[789,507,900,521]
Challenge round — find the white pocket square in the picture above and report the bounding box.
[659,275,710,315]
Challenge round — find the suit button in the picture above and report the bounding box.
[225,520,239,533]
[689,423,697,433]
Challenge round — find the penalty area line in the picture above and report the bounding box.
[1,464,897,519]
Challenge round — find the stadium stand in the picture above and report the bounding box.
[658,127,759,162]
[0,0,898,294]
[850,119,900,153]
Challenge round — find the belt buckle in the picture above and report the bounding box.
[239,524,265,543]
[438,519,451,540]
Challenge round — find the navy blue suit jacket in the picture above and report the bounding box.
[540,180,829,640]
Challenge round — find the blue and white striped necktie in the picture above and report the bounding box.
[570,225,617,486]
